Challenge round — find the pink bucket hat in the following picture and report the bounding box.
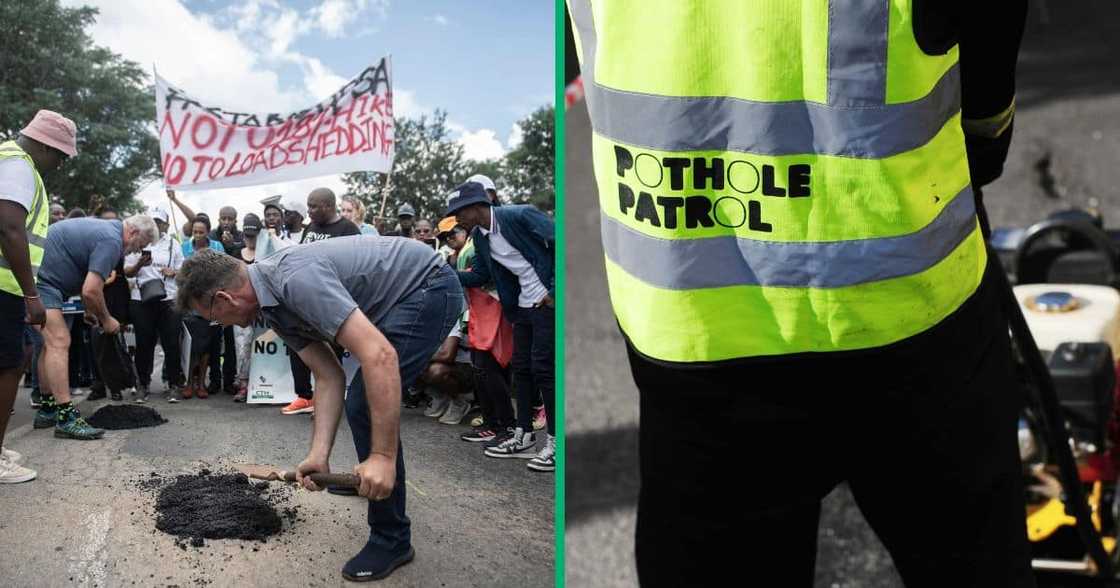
[20,110,78,157]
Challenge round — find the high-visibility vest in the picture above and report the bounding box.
[0,141,48,297]
[569,0,986,363]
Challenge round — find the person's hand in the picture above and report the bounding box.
[295,453,330,491]
[105,270,118,285]
[354,454,396,500]
[101,317,121,335]
[166,189,178,201]
[83,311,99,326]
[24,296,45,326]
[160,267,176,278]
[537,293,554,309]
[221,230,234,247]
[139,254,153,268]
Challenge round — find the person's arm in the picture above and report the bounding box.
[124,254,150,277]
[80,272,119,333]
[294,340,347,485]
[0,200,43,324]
[335,308,401,501]
[457,232,489,288]
[166,189,196,223]
[523,207,556,297]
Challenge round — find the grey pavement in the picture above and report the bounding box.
[0,358,553,587]
[564,2,1120,586]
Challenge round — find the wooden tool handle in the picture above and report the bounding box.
[280,471,361,488]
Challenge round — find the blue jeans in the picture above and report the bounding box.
[346,265,461,553]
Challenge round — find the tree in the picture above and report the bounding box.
[344,110,469,224]
[0,0,159,212]
[502,105,554,211]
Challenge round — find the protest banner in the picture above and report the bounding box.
[247,326,299,405]
[155,57,394,190]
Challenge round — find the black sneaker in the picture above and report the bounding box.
[29,389,42,409]
[87,388,107,401]
[461,427,499,443]
[482,427,516,448]
[483,428,537,459]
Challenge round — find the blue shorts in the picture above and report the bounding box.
[38,283,66,310]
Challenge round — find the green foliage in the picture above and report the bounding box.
[0,0,159,212]
[343,105,555,224]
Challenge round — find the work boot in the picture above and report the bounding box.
[54,410,105,440]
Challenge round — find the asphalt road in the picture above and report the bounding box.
[564,2,1120,586]
[0,359,554,587]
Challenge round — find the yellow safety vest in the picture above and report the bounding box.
[569,0,986,363]
[0,141,48,297]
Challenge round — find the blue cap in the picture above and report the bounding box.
[444,181,492,217]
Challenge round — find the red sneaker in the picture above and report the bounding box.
[281,397,314,415]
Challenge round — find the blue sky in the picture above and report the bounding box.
[60,0,554,221]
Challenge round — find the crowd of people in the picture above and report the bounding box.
[0,109,556,488]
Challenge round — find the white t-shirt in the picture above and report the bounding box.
[0,157,36,213]
[480,214,548,308]
[126,233,185,302]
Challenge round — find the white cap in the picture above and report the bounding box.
[149,206,169,224]
[467,174,496,192]
[282,196,307,218]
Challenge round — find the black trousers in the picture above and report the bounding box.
[290,350,312,400]
[630,260,1035,588]
[207,325,236,390]
[471,348,514,430]
[511,306,555,435]
[133,300,183,387]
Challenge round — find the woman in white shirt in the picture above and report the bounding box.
[124,208,184,403]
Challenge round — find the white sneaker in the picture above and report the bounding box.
[527,435,555,472]
[438,396,470,425]
[484,428,537,459]
[0,446,21,463]
[423,393,450,418]
[0,454,36,483]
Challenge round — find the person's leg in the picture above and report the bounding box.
[846,264,1036,588]
[39,309,73,405]
[341,267,460,579]
[27,326,43,406]
[509,308,536,431]
[289,353,313,400]
[528,306,554,435]
[0,292,27,448]
[628,344,833,587]
[206,328,221,394]
[221,326,236,392]
[132,302,158,388]
[156,303,184,388]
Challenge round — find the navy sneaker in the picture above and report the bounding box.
[33,407,57,429]
[342,544,414,582]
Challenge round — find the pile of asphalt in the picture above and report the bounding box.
[86,405,168,430]
[142,469,295,547]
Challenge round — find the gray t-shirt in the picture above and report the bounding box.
[247,235,444,351]
[38,218,124,297]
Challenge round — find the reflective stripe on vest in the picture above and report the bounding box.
[570,0,986,363]
[0,141,48,297]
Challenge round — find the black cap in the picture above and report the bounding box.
[444,181,491,217]
[242,213,262,235]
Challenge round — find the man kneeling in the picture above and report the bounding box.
[175,237,461,581]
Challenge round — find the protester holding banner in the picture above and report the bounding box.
[33,214,158,439]
[176,234,460,581]
[280,188,360,417]
[340,194,379,236]
[126,207,184,404]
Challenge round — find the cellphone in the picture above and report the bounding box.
[141,250,152,259]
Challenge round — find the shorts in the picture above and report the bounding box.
[38,283,65,310]
[0,291,27,369]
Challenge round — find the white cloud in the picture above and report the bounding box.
[507,122,524,150]
[457,128,506,161]
[428,13,450,26]
[311,0,390,38]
